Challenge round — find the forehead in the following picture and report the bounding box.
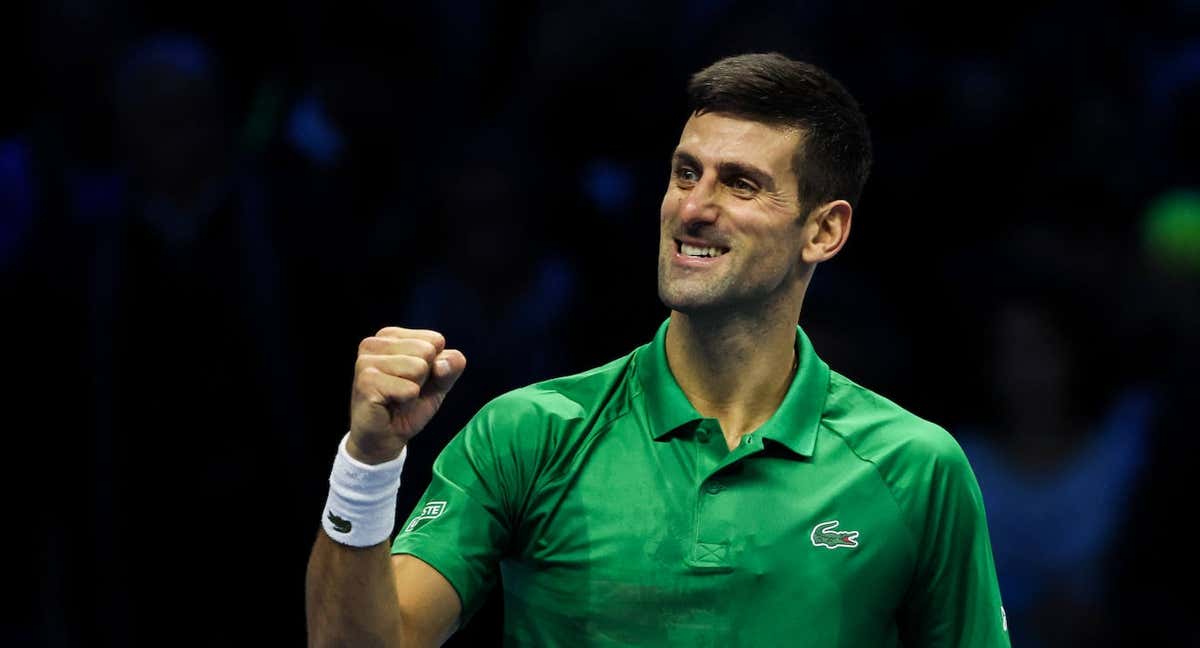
[675,112,801,175]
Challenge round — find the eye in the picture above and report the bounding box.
[729,177,757,193]
[675,166,699,183]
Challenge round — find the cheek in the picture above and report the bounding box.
[659,189,675,223]
[754,225,805,269]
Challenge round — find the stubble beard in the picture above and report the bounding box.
[657,254,740,314]
[657,250,805,321]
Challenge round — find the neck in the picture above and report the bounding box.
[665,308,798,442]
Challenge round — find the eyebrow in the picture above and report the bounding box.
[672,149,777,192]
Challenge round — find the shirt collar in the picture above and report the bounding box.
[635,317,830,457]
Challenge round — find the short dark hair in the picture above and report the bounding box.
[687,53,872,213]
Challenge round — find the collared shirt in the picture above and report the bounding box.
[393,319,1010,647]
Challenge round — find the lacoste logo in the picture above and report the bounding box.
[327,510,352,534]
[404,500,447,533]
[810,520,859,549]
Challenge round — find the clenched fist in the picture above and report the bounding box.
[348,327,467,464]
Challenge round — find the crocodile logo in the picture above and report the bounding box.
[811,520,859,549]
[327,510,352,534]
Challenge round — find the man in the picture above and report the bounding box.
[306,53,1010,647]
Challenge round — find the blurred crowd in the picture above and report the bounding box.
[2,1,1197,646]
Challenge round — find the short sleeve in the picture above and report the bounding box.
[390,396,540,622]
[898,435,1012,647]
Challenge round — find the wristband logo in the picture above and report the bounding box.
[327,510,353,534]
[404,500,447,533]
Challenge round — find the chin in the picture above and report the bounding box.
[658,263,749,313]
[658,285,725,314]
[657,284,694,312]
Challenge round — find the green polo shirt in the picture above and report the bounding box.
[392,319,1009,647]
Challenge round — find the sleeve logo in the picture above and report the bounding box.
[810,520,860,549]
[404,500,447,533]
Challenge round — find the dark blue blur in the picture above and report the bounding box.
[3,1,1198,646]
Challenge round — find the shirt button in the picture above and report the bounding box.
[705,480,725,494]
[743,435,754,446]
[696,427,710,443]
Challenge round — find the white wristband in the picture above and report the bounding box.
[321,433,407,547]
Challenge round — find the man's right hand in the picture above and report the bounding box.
[348,327,467,464]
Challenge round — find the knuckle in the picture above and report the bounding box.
[413,339,437,360]
[428,330,446,348]
[410,357,433,381]
[398,380,421,400]
[355,353,380,372]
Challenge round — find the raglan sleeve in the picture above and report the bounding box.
[898,430,1011,647]
[390,393,542,622]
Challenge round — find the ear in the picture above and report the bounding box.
[800,200,852,264]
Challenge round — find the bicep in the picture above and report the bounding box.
[391,553,462,647]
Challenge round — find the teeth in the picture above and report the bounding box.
[681,243,725,258]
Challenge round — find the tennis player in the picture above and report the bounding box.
[306,52,1010,647]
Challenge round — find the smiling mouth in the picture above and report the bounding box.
[676,240,730,258]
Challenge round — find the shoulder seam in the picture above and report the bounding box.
[821,423,922,561]
[523,356,640,500]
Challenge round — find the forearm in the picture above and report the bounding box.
[306,326,468,646]
[305,531,401,648]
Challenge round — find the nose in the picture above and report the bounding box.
[678,174,719,229]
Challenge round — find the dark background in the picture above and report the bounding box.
[3,1,1198,646]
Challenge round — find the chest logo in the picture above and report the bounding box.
[404,500,447,533]
[811,520,859,550]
